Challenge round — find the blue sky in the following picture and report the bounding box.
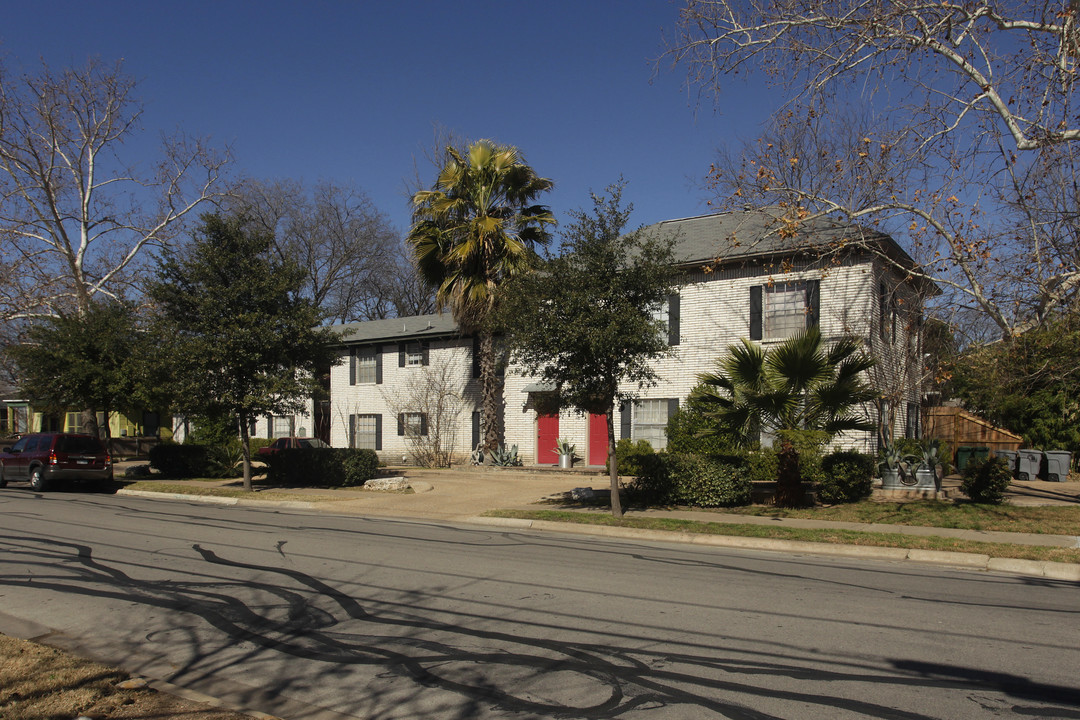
[1,1,778,236]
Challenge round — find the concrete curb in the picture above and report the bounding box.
[111,489,1080,582]
[118,489,239,505]
[466,516,1080,581]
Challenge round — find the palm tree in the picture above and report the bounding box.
[407,140,555,454]
[691,326,876,507]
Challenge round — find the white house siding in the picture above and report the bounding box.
[251,402,315,442]
[504,257,882,463]
[324,211,930,464]
[329,336,481,464]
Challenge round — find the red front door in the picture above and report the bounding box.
[537,414,559,464]
[588,413,608,466]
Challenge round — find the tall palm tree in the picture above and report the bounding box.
[407,140,555,453]
[692,326,876,507]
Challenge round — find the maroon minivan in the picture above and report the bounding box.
[0,433,113,491]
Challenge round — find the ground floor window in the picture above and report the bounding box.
[271,416,294,438]
[633,399,675,451]
[350,414,382,450]
[398,412,428,437]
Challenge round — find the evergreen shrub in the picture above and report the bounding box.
[149,443,210,478]
[819,450,876,504]
[265,448,379,487]
[608,438,659,477]
[961,457,1012,504]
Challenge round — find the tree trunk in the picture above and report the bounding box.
[477,332,504,455]
[80,409,99,437]
[239,415,252,492]
[607,405,623,517]
[774,440,805,508]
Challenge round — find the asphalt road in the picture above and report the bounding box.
[1,487,1078,720]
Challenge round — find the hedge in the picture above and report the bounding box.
[265,448,379,487]
[149,444,210,478]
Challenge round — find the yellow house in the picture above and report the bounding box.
[0,397,171,440]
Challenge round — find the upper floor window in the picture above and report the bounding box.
[765,283,806,339]
[399,341,429,368]
[649,294,680,345]
[355,347,377,383]
[750,280,819,341]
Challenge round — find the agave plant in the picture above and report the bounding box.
[554,438,576,456]
[490,444,521,467]
[915,438,949,480]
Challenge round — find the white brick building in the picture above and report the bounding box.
[257,208,931,464]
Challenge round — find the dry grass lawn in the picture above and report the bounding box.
[0,633,264,720]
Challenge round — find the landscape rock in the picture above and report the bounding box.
[570,487,596,500]
[365,477,411,492]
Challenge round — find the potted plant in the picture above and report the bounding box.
[555,438,576,469]
[914,439,946,490]
[879,443,916,488]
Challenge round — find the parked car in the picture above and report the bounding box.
[0,432,113,491]
[256,437,331,458]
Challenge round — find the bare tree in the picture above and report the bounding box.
[380,356,466,468]
[0,57,230,323]
[229,177,431,323]
[667,1,1080,337]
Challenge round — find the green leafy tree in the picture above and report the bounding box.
[692,327,876,507]
[7,300,147,434]
[148,214,338,490]
[408,140,554,454]
[499,182,678,516]
[952,314,1080,455]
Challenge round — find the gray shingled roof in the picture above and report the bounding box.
[328,209,920,344]
[646,207,911,267]
[331,313,461,346]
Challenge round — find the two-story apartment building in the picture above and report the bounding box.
[258,208,930,464]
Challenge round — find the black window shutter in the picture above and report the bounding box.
[471,410,480,449]
[374,414,382,451]
[620,401,632,440]
[805,280,820,329]
[349,349,356,385]
[421,341,430,366]
[667,294,680,345]
[375,347,383,384]
[397,413,405,436]
[348,414,356,448]
[749,286,763,340]
[420,413,429,436]
[398,343,406,367]
[472,336,481,378]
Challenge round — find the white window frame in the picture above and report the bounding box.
[633,399,671,451]
[764,282,806,340]
[355,347,377,383]
[271,416,294,438]
[352,414,379,449]
[405,342,424,367]
[403,412,426,436]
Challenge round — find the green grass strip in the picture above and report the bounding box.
[715,500,1080,535]
[485,509,1080,565]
